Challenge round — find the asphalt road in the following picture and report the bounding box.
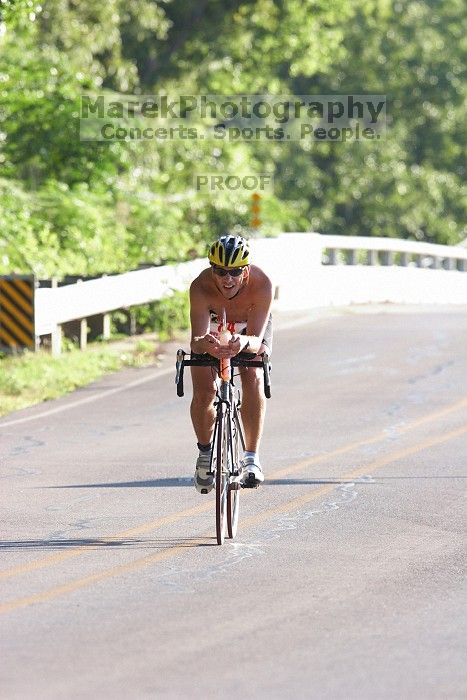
[1,305,466,700]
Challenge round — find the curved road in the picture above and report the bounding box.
[1,305,466,699]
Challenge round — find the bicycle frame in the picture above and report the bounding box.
[175,350,271,544]
[213,365,245,471]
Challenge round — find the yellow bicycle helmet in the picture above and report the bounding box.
[208,235,250,268]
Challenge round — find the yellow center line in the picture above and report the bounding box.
[1,422,466,615]
[240,422,467,529]
[0,501,213,580]
[0,537,208,615]
[272,395,467,479]
[2,395,467,581]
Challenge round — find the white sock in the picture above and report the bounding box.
[244,451,259,465]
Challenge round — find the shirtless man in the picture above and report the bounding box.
[189,235,273,493]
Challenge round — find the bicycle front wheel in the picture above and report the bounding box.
[227,406,243,539]
[215,405,229,545]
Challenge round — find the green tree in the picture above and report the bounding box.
[276,0,466,244]
[1,0,465,280]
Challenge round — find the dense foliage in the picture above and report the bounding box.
[0,0,465,277]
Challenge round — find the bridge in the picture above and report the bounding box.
[2,233,465,354]
[1,235,466,698]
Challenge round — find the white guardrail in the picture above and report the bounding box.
[35,233,467,354]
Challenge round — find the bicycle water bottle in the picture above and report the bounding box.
[219,310,231,382]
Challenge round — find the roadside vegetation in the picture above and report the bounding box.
[0,0,464,415]
[0,292,189,417]
[0,341,154,417]
[0,1,464,281]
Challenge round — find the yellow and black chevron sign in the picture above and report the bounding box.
[0,275,35,351]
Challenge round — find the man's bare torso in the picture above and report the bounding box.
[190,263,273,354]
[192,264,270,327]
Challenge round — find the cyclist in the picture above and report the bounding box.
[189,235,273,493]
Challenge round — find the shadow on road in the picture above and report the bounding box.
[40,476,463,490]
[46,478,194,488]
[45,477,355,489]
[265,479,356,485]
[0,537,212,551]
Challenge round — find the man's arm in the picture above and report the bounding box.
[189,280,222,356]
[229,274,273,356]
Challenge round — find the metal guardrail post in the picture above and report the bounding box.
[79,319,88,350]
[51,324,62,356]
[103,313,111,339]
[101,275,111,340]
[129,309,137,335]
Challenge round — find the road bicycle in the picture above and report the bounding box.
[175,350,271,545]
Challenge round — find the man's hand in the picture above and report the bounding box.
[192,333,247,359]
[217,334,245,358]
[191,333,221,356]
[227,334,243,357]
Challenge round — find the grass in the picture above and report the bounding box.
[0,339,158,417]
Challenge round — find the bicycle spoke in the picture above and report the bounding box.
[216,406,228,544]
[227,400,243,539]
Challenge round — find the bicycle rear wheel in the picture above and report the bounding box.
[215,405,229,545]
[227,406,243,539]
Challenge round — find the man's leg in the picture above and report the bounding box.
[239,364,266,487]
[239,365,266,452]
[239,325,271,456]
[190,365,217,493]
[190,366,216,444]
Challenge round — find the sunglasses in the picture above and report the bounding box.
[211,265,246,277]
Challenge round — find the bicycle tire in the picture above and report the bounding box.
[215,404,229,545]
[227,410,243,539]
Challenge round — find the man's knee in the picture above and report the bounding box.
[192,385,216,408]
[240,367,262,390]
[191,367,216,407]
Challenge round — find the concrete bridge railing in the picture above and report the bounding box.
[250,233,467,311]
[31,233,467,354]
